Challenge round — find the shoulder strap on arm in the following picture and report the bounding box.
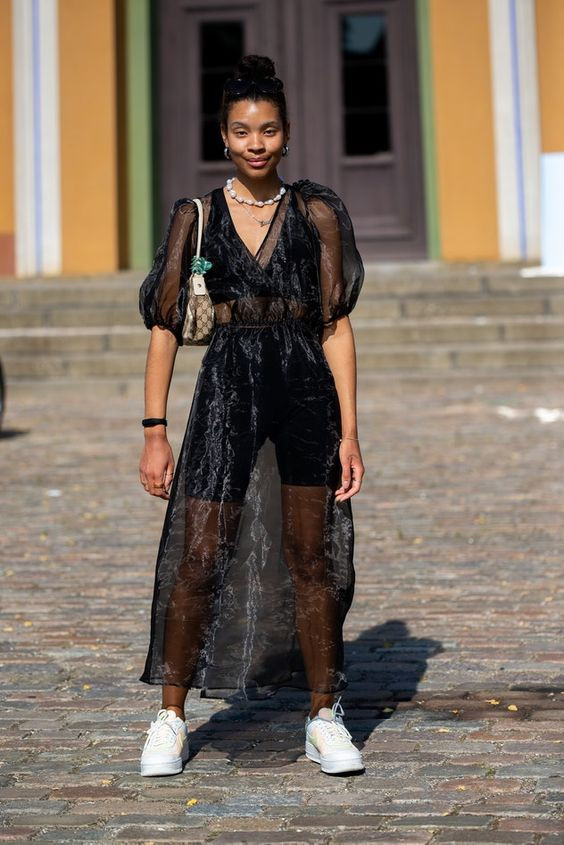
[192,197,204,259]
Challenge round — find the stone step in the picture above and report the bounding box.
[352,314,564,342]
[2,315,564,358]
[4,339,564,379]
[362,263,564,295]
[1,347,205,379]
[3,293,562,328]
[0,305,142,330]
[0,265,563,303]
[0,267,563,325]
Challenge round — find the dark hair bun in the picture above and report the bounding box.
[236,54,276,80]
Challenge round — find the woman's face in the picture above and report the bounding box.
[221,99,289,181]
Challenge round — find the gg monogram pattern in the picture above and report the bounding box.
[182,272,215,345]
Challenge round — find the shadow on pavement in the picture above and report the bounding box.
[185,619,443,768]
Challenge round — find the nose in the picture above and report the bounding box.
[247,135,265,152]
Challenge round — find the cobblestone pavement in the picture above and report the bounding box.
[0,366,563,844]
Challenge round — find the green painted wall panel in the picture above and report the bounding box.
[125,0,154,268]
[415,0,441,260]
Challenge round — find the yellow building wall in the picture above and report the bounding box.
[429,0,499,260]
[59,0,118,274]
[536,0,564,152]
[0,0,14,275]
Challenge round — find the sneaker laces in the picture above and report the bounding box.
[310,696,353,743]
[314,719,353,743]
[145,710,181,750]
[331,696,345,721]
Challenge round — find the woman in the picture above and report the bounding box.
[138,54,365,777]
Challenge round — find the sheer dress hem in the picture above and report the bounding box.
[138,674,349,701]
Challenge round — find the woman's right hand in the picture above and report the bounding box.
[139,433,175,500]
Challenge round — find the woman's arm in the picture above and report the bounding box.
[321,315,365,502]
[139,327,179,500]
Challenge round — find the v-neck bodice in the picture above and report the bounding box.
[214,184,292,273]
[216,184,289,264]
[200,181,325,329]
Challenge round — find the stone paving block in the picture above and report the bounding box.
[1,799,69,815]
[433,833,535,844]
[31,830,110,844]
[495,762,563,778]
[289,813,389,828]
[112,827,208,843]
[71,799,186,816]
[0,829,39,842]
[0,787,49,800]
[433,777,527,794]
[333,834,431,845]
[389,814,496,828]
[496,817,564,833]
[207,818,285,835]
[47,786,136,800]
[5,813,101,827]
[211,834,325,844]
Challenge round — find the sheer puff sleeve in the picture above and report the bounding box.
[138,198,198,345]
[295,179,364,328]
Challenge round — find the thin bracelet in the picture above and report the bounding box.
[339,436,359,442]
[142,418,168,428]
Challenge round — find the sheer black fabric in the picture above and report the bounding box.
[138,180,364,698]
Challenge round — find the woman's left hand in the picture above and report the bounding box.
[335,438,364,502]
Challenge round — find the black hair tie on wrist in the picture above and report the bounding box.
[142,418,168,427]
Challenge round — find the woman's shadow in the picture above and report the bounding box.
[185,620,443,770]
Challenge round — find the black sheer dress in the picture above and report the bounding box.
[138,179,364,698]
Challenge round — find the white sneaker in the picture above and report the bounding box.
[140,708,190,777]
[305,697,364,775]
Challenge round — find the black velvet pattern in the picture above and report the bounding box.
[138,180,364,698]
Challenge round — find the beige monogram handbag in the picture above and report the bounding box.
[182,197,215,346]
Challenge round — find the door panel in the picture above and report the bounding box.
[323,0,426,258]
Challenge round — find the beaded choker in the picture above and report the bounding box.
[226,177,286,207]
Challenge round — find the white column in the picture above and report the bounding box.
[12,0,61,277]
[488,0,540,261]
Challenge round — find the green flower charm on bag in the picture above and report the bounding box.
[191,256,213,275]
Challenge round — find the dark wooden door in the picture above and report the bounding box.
[157,0,426,259]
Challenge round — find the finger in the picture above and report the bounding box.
[339,474,363,499]
[340,465,352,491]
[335,469,362,501]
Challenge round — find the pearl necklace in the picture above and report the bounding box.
[226,176,286,207]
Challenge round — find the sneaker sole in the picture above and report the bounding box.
[140,747,190,777]
[305,740,364,775]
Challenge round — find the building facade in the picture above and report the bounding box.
[0,0,562,277]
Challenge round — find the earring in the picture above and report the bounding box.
[223,146,231,160]
[282,144,289,157]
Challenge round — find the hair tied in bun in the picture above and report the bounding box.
[237,54,276,81]
[220,54,288,129]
